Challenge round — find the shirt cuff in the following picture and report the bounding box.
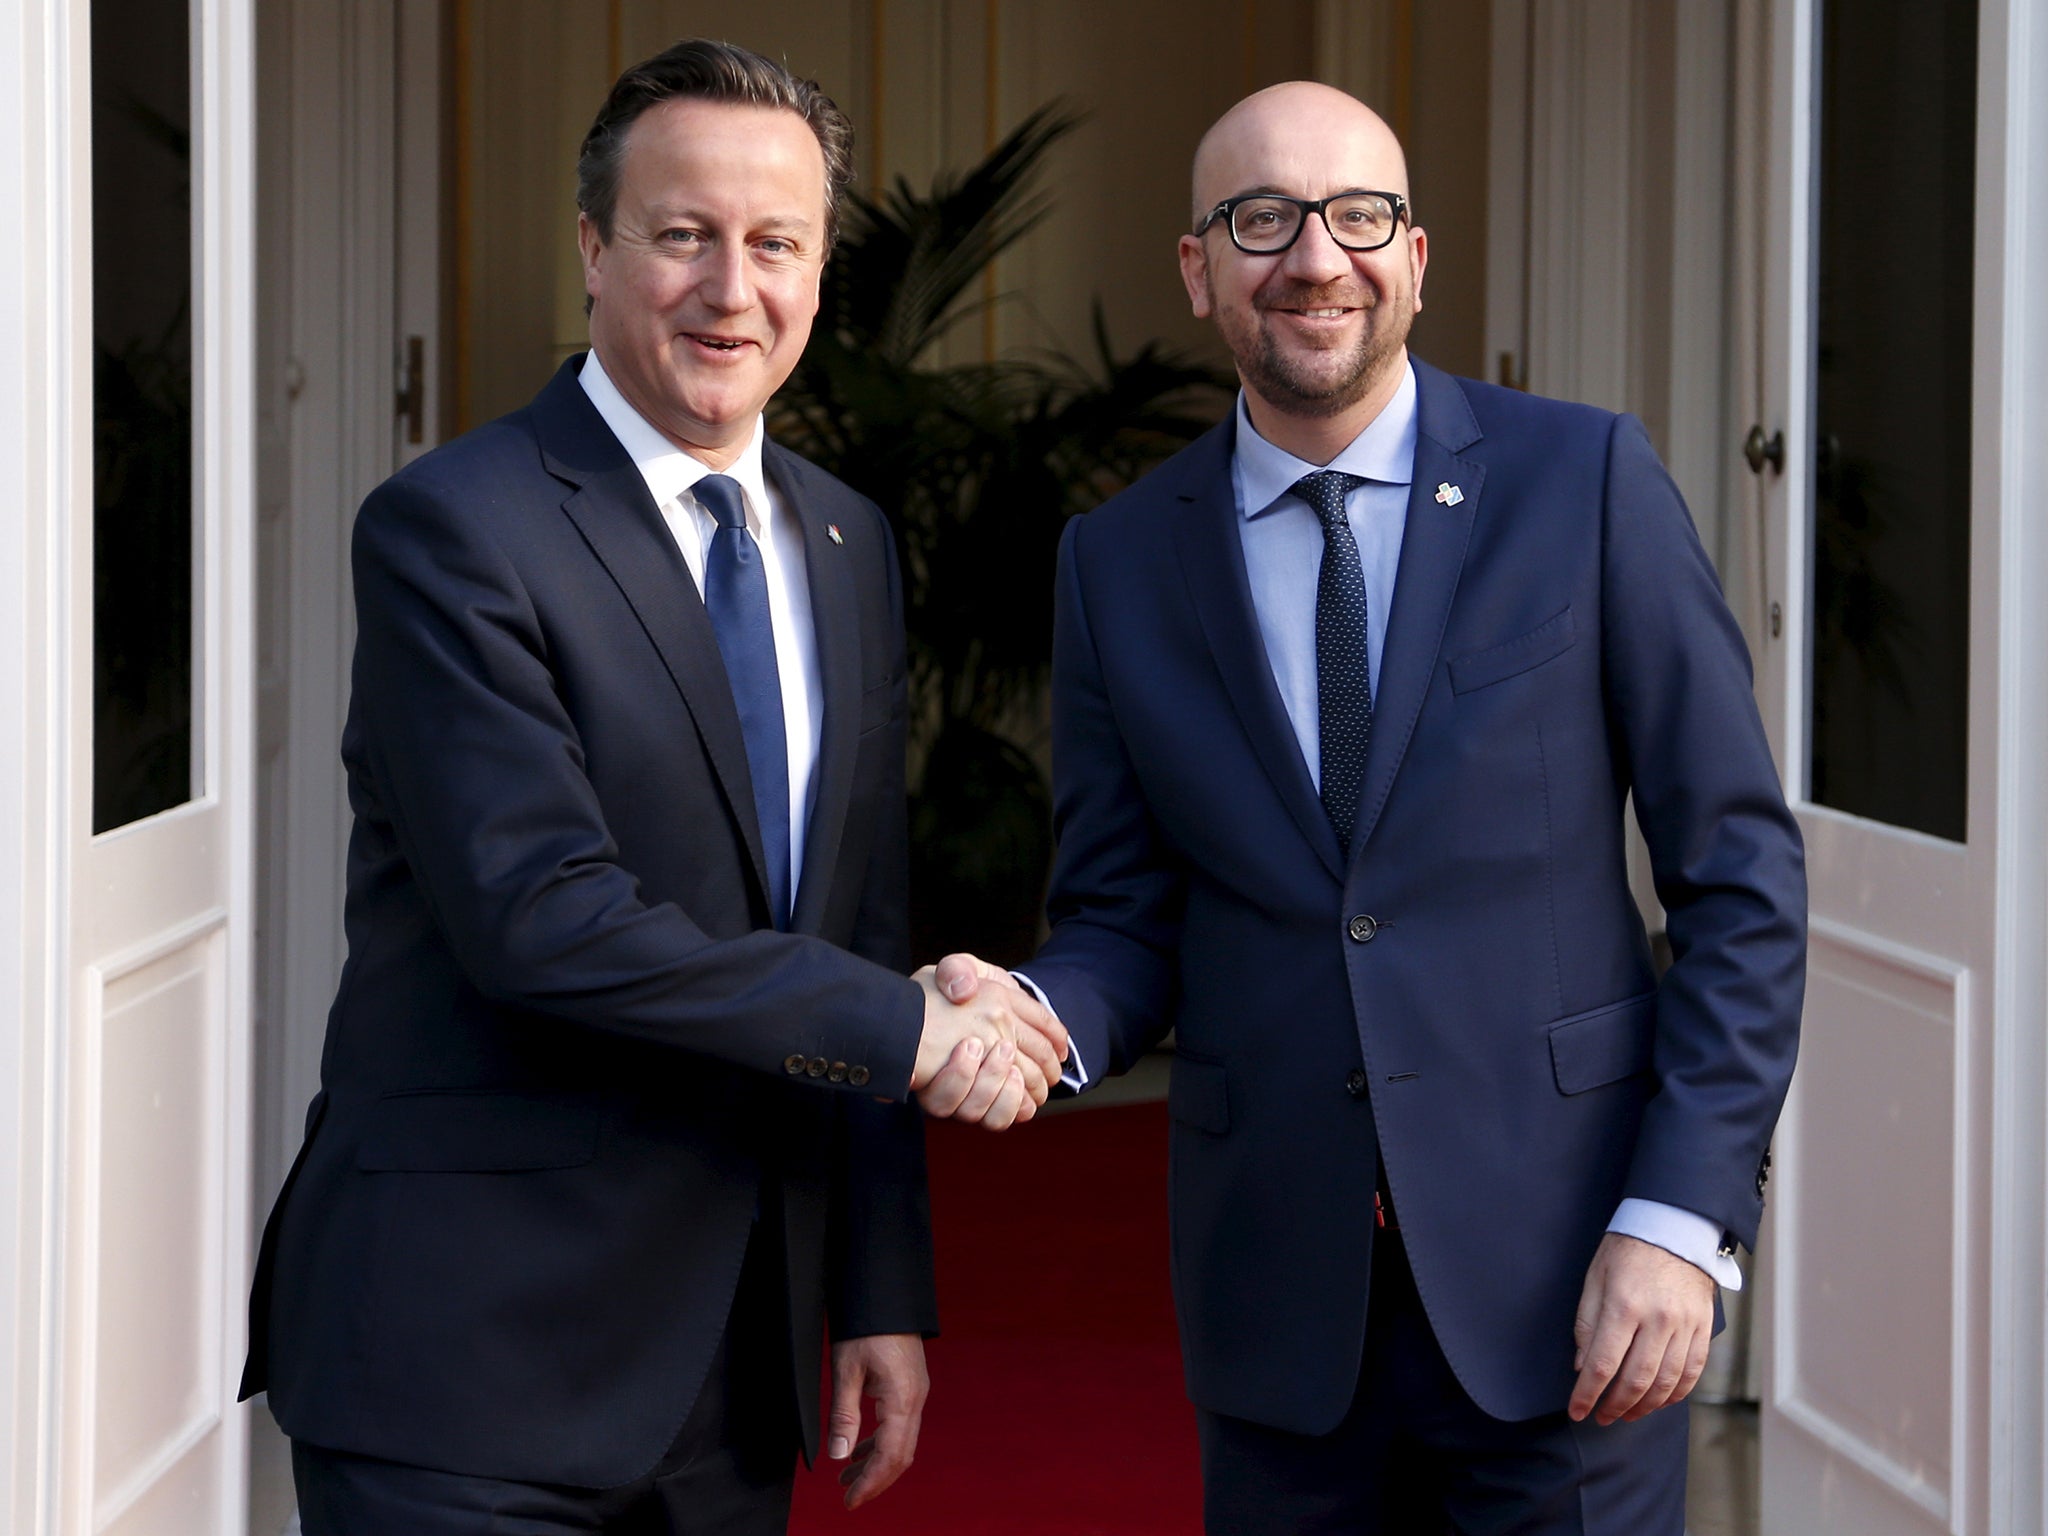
[1008,971,1088,1091]
[1608,1198,1743,1291]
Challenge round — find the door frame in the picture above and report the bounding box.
[1,0,74,1526]
[1,0,260,1531]
[1979,1,2048,1527]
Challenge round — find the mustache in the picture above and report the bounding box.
[1255,281,1373,311]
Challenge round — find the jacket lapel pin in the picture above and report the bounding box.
[1434,482,1464,507]
[826,523,843,545]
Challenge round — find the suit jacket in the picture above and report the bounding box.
[242,356,938,1487]
[1025,358,1805,1432]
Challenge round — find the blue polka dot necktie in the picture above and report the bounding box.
[695,473,791,929]
[1294,469,1373,847]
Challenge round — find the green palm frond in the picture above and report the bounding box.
[827,103,1083,366]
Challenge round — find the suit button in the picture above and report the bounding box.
[1345,1069,1368,1098]
[828,1062,849,1083]
[783,1054,807,1075]
[849,1065,871,1087]
[807,1056,829,1078]
[1347,914,1379,943]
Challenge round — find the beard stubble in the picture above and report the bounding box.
[1219,274,1413,420]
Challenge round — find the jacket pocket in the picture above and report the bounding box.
[1169,1052,1230,1135]
[1449,606,1576,694]
[356,1090,602,1172]
[1547,992,1656,1094]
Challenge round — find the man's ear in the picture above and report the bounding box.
[1178,235,1213,320]
[1407,225,1428,315]
[577,212,604,304]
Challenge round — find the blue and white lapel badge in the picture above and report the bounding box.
[826,523,844,545]
[1434,482,1465,507]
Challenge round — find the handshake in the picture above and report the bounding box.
[908,954,1069,1131]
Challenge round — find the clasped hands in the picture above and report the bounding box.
[908,953,1067,1130]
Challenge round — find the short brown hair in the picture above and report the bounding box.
[576,38,855,249]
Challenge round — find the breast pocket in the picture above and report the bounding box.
[1449,606,1576,694]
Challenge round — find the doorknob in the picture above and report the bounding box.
[1742,424,1784,476]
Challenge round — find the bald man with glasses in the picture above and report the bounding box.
[963,81,1805,1532]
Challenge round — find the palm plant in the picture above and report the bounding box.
[773,104,1230,961]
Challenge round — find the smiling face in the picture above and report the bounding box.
[578,98,828,468]
[1178,83,1427,451]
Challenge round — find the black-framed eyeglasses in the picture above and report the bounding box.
[1195,191,1410,255]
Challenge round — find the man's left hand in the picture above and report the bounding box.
[827,1333,929,1509]
[1568,1232,1714,1425]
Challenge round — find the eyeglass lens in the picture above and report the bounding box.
[1232,194,1398,252]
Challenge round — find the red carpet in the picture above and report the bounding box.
[790,1100,1203,1534]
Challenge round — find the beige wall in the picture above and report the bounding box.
[1403,0,1490,380]
[452,0,1495,430]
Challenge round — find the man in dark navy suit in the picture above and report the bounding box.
[242,40,1064,1536]
[982,82,1804,1532]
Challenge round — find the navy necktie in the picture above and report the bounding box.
[695,474,791,928]
[1294,469,1373,847]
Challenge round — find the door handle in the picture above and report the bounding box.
[1742,424,1784,476]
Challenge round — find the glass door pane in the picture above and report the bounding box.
[92,0,196,832]
[1807,0,1976,842]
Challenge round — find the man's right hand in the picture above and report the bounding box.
[910,954,1068,1130]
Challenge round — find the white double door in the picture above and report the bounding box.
[1745,0,2048,1532]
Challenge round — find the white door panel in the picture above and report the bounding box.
[54,0,255,1531]
[1749,0,1993,1530]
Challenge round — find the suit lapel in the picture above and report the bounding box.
[1172,422,1348,880]
[769,444,862,935]
[1351,361,1485,859]
[532,359,776,913]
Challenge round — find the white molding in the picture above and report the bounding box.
[0,3,68,1531]
[1774,1397,1950,1526]
[43,0,91,1528]
[1985,0,2048,1525]
[1776,918,1969,1529]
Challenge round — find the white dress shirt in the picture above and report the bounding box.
[1042,361,1741,1289]
[578,350,823,902]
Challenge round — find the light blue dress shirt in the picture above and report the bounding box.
[1036,360,1739,1288]
[1232,364,1417,779]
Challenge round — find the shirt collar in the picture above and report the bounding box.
[578,348,775,529]
[1235,357,1418,521]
